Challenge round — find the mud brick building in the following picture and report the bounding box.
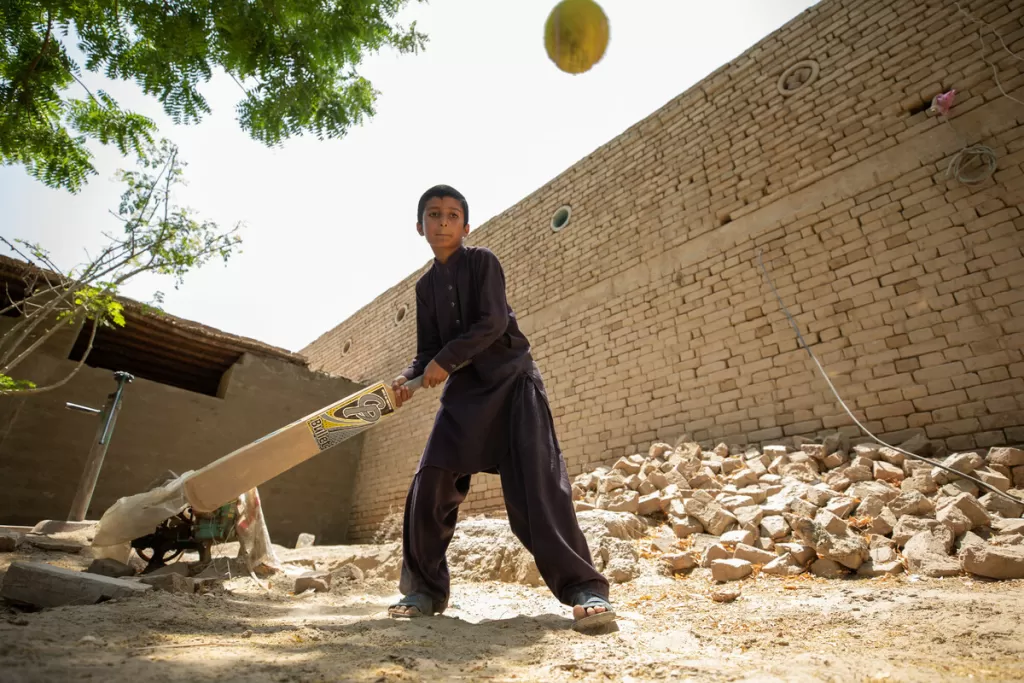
[0,256,365,545]
[307,0,1024,541]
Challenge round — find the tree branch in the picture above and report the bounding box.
[0,319,99,397]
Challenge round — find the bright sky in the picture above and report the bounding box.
[0,0,819,353]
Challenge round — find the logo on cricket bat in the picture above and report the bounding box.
[305,383,396,451]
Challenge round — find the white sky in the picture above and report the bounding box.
[0,0,819,353]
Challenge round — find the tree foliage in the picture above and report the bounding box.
[0,0,427,192]
[0,137,243,395]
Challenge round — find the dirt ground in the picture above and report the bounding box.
[2,533,1023,683]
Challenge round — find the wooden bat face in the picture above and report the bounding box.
[304,382,398,452]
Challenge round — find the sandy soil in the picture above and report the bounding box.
[2,532,1023,683]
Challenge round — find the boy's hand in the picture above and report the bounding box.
[391,376,412,408]
[422,360,449,389]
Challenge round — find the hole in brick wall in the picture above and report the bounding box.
[907,98,933,117]
[551,205,571,232]
[395,305,408,324]
[342,339,352,355]
[719,215,733,227]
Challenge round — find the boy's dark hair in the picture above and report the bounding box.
[417,185,469,226]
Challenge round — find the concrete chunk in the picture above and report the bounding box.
[892,516,941,547]
[888,491,935,519]
[987,447,1024,468]
[959,543,1024,580]
[760,515,791,540]
[938,493,991,530]
[1,561,153,608]
[141,573,195,593]
[701,543,733,568]
[295,571,332,593]
[637,492,662,516]
[711,558,753,582]
[672,516,703,538]
[0,531,22,552]
[775,543,816,566]
[663,552,698,572]
[734,543,775,565]
[810,558,845,578]
[295,533,316,549]
[762,553,806,576]
[85,558,136,579]
[874,460,904,483]
[720,529,756,546]
[904,531,961,577]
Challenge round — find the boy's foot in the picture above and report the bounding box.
[570,591,616,632]
[388,593,437,618]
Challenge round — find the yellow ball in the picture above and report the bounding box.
[544,0,610,75]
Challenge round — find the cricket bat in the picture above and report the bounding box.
[182,373,429,512]
[92,371,442,550]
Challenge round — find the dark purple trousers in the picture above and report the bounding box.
[398,373,608,610]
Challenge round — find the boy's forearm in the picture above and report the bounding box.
[432,316,506,372]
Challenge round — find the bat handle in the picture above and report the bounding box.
[395,361,467,398]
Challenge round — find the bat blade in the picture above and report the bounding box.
[181,380,403,512]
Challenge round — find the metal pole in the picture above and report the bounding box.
[67,371,134,522]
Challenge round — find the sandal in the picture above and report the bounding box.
[388,593,438,619]
[571,590,617,631]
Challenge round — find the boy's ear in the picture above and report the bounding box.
[416,222,424,236]
[462,223,471,236]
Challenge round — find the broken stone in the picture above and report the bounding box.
[85,558,136,579]
[823,452,847,470]
[878,446,907,466]
[1,561,153,608]
[904,530,961,577]
[804,486,834,507]
[992,517,1024,535]
[974,468,1011,493]
[711,588,741,602]
[756,537,776,552]
[762,553,805,576]
[295,571,332,593]
[599,473,627,494]
[624,474,644,491]
[902,473,939,495]
[649,443,673,459]
[933,451,985,484]
[760,516,791,540]
[734,505,764,527]
[811,558,845,578]
[888,491,936,519]
[720,529,756,546]
[856,496,886,517]
[959,543,1024,580]
[869,507,898,536]
[702,543,733,568]
[663,552,698,572]
[825,496,858,519]
[711,558,753,582]
[936,504,973,536]
[775,543,816,565]
[332,565,364,582]
[613,457,643,476]
[848,480,900,503]
[734,543,775,565]
[637,478,657,496]
[779,461,820,483]
[728,470,760,489]
[815,510,849,536]
[787,515,869,569]
[789,498,819,519]
[0,531,22,552]
[672,516,703,538]
[646,471,669,490]
[874,460,904,483]
[979,492,1024,519]
[693,503,737,536]
[844,466,874,483]
[1014,467,1024,489]
[717,494,757,511]
[892,517,941,547]
[574,500,595,512]
[604,490,640,513]
[937,493,991,530]
[801,444,826,460]
[987,447,1024,468]
[856,558,904,577]
[637,492,662,516]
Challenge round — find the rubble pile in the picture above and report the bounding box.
[571,437,1024,583]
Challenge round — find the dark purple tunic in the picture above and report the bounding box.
[401,245,536,474]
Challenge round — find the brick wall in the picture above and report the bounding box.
[302,0,1024,541]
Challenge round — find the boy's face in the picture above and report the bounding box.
[417,196,469,251]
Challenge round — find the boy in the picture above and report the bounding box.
[387,185,614,631]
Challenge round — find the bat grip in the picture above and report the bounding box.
[398,361,468,396]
